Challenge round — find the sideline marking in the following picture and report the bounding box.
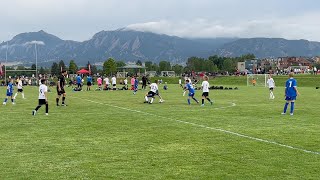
[73,96,320,155]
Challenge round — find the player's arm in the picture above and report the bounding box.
[57,78,61,91]
[45,89,48,103]
[294,86,300,96]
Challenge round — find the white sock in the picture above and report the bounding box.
[150,98,154,103]
[22,93,25,98]
[145,96,148,101]
[14,93,18,99]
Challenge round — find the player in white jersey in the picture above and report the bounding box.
[267,74,275,99]
[32,79,49,116]
[144,80,158,104]
[201,76,213,106]
[14,77,25,99]
[104,77,110,89]
[111,75,117,90]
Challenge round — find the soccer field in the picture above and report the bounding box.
[0,84,319,179]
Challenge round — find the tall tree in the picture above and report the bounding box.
[136,60,142,66]
[31,64,36,70]
[103,58,117,76]
[159,61,171,71]
[172,64,184,75]
[51,62,60,76]
[68,60,78,74]
[145,61,153,70]
[58,60,66,72]
[116,61,126,68]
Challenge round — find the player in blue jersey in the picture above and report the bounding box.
[184,79,199,105]
[282,73,300,115]
[76,74,82,89]
[3,79,15,105]
[86,75,93,91]
[133,76,139,95]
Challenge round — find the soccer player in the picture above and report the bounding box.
[144,80,158,104]
[184,79,199,105]
[104,76,110,90]
[179,78,183,88]
[76,74,82,89]
[142,75,147,90]
[130,76,135,90]
[201,76,213,106]
[133,76,139,95]
[252,78,256,86]
[111,75,117,90]
[87,75,93,91]
[282,73,300,116]
[97,76,102,90]
[3,79,15,105]
[123,78,128,90]
[267,74,275,99]
[32,79,48,116]
[56,70,67,106]
[14,77,25,99]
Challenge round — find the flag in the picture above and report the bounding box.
[0,63,3,76]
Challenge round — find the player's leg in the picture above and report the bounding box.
[201,94,205,105]
[14,92,18,99]
[21,89,25,99]
[62,92,67,105]
[56,94,61,106]
[282,99,290,114]
[192,94,199,103]
[144,92,149,103]
[10,95,14,104]
[290,99,295,115]
[33,100,43,116]
[45,101,49,115]
[3,95,9,105]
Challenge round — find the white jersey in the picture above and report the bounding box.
[150,83,158,93]
[104,78,109,85]
[267,78,275,88]
[201,81,210,92]
[112,77,116,85]
[39,84,48,99]
[17,80,23,89]
[179,79,182,84]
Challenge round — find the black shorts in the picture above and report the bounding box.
[87,82,92,86]
[18,89,23,93]
[57,88,66,95]
[113,84,116,87]
[269,87,274,91]
[147,91,156,97]
[202,92,209,97]
[38,99,47,105]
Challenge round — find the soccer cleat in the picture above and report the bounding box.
[32,110,37,116]
[45,113,48,116]
[56,104,60,106]
[290,113,294,116]
[210,102,213,105]
[201,104,204,107]
[61,104,68,106]
[3,102,6,105]
[281,112,286,115]
[12,102,15,105]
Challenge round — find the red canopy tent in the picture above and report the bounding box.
[77,69,90,74]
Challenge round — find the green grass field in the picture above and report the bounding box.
[0,78,320,179]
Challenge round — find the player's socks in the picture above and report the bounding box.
[290,102,295,114]
[46,104,49,113]
[283,102,289,113]
[22,93,25,99]
[14,93,18,99]
[35,105,41,111]
[150,98,154,104]
[187,99,191,105]
[192,97,199,103]
[56,98,59,105]
[145,96,148,102]
[202,99,204,105]
[4,98,8,103]
[11,99,14,103]
[62,97,66,104]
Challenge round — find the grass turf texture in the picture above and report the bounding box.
[0,81,319,179]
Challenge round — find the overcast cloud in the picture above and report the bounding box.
[0,0,319,41]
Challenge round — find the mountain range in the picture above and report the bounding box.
[1,29,320,66]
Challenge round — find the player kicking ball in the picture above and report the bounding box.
[144,80,158,104]
[3,78,15,105]
[282,73,300,116]
[184,79,199,105]
[201,76,213,106]
[32,79,49,116]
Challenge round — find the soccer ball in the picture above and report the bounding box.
[159,99,164,103]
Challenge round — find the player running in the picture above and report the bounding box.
[282,73,300,116]
[201,76,213,106]
[3,79,15,105]
[56,70,67,106]
[14,77,25,99]
[144,80,158,104]
[133,76,139,95]
[184,79,199,105]
[267,74,275,99]
[32,79,49,116]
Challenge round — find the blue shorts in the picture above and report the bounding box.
[285,96,296,101]
[6,93,13,97]
[188,92,195,97]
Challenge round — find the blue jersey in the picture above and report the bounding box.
[87,76,92,83]
[285,78,297,97]
[186,83,195,93]
[134,79,139,87]
[7,82,14,94]
[76,76,82,84]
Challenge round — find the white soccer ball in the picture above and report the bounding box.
[159,99,164,103]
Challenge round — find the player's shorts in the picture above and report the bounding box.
[285,96,296,101]
[87,82,92,86]
[269,87,274,91]
[6,92,13,97]
[38,99,47,105]
[113,84,116,87]
[57,88,66,96]
[202,92,209,97]
[188,92,195,97]
[18,89,23,93]
[147,91,156,97]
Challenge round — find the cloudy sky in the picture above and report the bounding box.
[0,0,319,42]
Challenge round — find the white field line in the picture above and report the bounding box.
[73,96,320,155]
